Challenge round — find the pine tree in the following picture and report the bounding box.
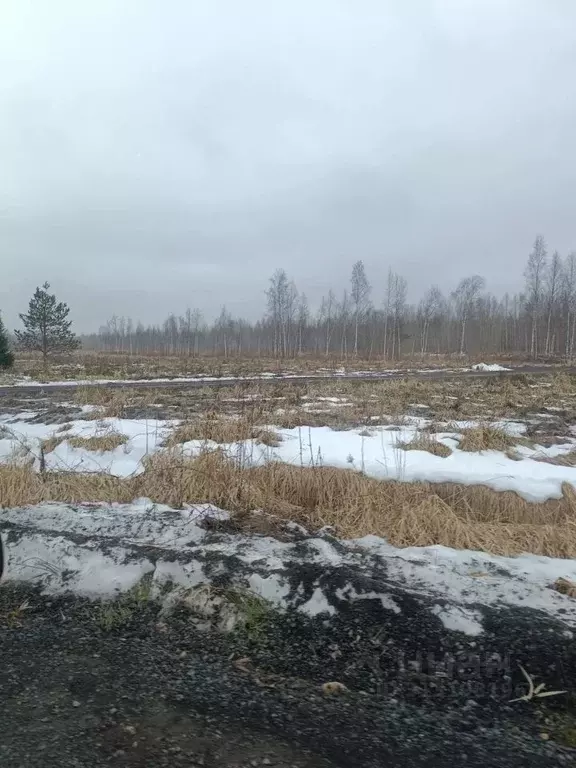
[0,312,14,369]
[15,282,81,365]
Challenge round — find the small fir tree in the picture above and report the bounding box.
[0,312,14,369]
[15,282,81,365]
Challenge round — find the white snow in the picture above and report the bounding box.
[352,534,576,620]
[471,363,512,372]
[0,414,172,477]
[4,411,576,501]
[180,424,576,502]
[3,500,576,634]
[430,605,484,636]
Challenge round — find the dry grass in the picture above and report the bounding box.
[41,435,67,454]
[457,425,517,452]
[3,452,576,557]
[164,414,281,447]
[552,577,576,597]
[533,450,576,467]
[67,433,128,452]
[397,433,452,458]
[13,350,472,383]
[35,368,576,434]
[73,387,133,417]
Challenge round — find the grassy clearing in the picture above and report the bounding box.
[3,452,576,557]
[6,369,576,560]
[67,433,129,452]
[397,432,452,458]
[36,370,576,435]
[164,414,281,447]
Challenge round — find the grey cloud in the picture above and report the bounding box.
[1,0,576,330]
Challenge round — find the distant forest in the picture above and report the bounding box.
[84,236,576,360]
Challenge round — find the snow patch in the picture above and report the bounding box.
[431,605,484,636]
[3,501,576,634]
[471,363,512,372]
[300,587,337,617]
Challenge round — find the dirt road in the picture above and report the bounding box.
[0,364,570,397]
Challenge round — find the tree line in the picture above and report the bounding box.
[2,235,576,369]
[89,235,576,360]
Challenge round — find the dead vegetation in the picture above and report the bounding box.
[41,435,67,454]
[12,350,467,384]
[552,577,576,598]
[73,387,137,418]
[4,368,576,560]
[457,425,518,452]
[397,432,453,458]
[67,433,129,452]
[3,450,576,558]
[11,368,574,434]
[164,413,281,447]
[533,450,576,467]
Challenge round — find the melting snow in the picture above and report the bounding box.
[3,500,576,634]
[471,363,512,372]
[3,412,576,501]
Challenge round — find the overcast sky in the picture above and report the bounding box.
[1,0,575,331]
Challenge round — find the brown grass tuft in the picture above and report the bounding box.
[457,425,517,452]
[552,577,576,597]
[533,450,576,467]
[73,387,145,418]
[67,433,128,452]
[164,414,281,447]
[41,436,67,454]
[397,433,452,458]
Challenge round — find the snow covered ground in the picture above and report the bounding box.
[0,412,173,477]
[470,363,512,372]
[178,419,576,502]
[2,410,576,501]
[3,499,576,634]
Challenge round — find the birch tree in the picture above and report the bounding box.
[451,275,485,355]
[524,235,548,359]
[350,260,371,356]
[545,251,562,355]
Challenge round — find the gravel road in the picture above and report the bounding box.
[1,585,574,768]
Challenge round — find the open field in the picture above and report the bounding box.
[4,365,576,764]
[0,351,527,383]
[4,369,576,558]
